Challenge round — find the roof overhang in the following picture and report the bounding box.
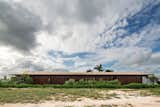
[13,72,151,76]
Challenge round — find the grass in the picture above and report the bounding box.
[149,88,160,95]
[0,88,159,103]
[0,88,117,103]
[136,88,160,96]
[0,88,54,103]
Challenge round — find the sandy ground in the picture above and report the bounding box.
[0,90,160,107]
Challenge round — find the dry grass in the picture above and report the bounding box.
[0,88,117,103]
[0,88,159,104]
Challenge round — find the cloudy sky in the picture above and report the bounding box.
[0,0,160,76]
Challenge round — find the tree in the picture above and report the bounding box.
[86,69,93,72]
[148,74,158,84]
[105,69,114,72]
[94,64,103,72]
[14,74,33,84]
[3,76,7,80]
[23,75,33,84]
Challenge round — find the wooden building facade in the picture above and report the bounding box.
[15,72,150,84]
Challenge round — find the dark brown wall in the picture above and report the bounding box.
[30,75,143,84]
[31,75,50,84]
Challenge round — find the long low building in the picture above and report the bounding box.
[14,72,151,84]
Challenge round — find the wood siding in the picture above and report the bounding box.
[30,75,144,84]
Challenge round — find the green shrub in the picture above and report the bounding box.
[63,79,121,88]
[12,75,33,84]
[23,75,33,84]
[0,77,160,89]
[105,79,121,85]
[10,76,17,83]
[65,79,75,85]
[0,83,159,88]
[123,83,157,89]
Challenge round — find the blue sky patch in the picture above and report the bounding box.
[102,61,117,69]
[48,50,96,59]
[123,2,160,35]
[63,60,75,67]
[101,1,160,50]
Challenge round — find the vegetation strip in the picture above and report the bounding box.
[0,75,160,89]
[0,88,159,103]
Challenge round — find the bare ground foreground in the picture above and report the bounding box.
[0,89,160,107]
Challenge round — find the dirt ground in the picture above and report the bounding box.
[0,90,160,107]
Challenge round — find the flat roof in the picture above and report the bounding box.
[14,72,151,76]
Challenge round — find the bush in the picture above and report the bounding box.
[105,79,121,85]
[23,75,33,84]
[0,78,15,86]
[0,77,160,89]
[63,79,121,88]
[13,75,33,84]
[65,79,75,85]
[123,83,158,89]
[0,75,33,88]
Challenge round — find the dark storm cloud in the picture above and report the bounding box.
[0,1,42,53]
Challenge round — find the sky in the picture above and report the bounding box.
[0,0,160,76]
